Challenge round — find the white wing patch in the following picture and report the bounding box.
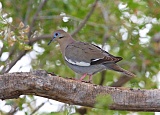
[65,56,90,66]
[91,58,102,61]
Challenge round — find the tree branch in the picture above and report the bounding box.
[71,0,99,36]
[0,70,160,112]
[29,34,52,44]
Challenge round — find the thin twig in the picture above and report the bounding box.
[0,45,4,57]
[24,0,33,25]
[99,71,106,85]
[1,51,27,73]
[30,101,46,115]
[28,0,48,38]
[8,105,19,115]
[98,2,109,24]
[71,0,99,36]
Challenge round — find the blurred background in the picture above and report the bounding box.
[0,0,160,114]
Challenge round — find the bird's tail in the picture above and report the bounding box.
[105,63,135,77]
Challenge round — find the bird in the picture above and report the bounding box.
[48,29,135,82]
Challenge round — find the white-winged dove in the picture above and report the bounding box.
[48,30,135,82]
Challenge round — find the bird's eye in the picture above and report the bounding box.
[53,32,63,39]
[54,32,59,37]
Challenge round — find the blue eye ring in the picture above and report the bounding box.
[54,32,59,37]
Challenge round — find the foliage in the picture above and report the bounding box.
[0,0,160,114]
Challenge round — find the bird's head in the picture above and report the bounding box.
[48,30,69,45]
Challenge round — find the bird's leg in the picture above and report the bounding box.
[79,73,88,81]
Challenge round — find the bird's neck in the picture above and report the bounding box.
[59,37,76,56]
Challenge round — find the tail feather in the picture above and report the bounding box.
[105,63,135,77]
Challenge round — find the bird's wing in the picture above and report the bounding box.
[65,41,122,66]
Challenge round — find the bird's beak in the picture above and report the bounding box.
[48,37,55,45]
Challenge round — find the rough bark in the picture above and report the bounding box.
[0,70,160,112]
